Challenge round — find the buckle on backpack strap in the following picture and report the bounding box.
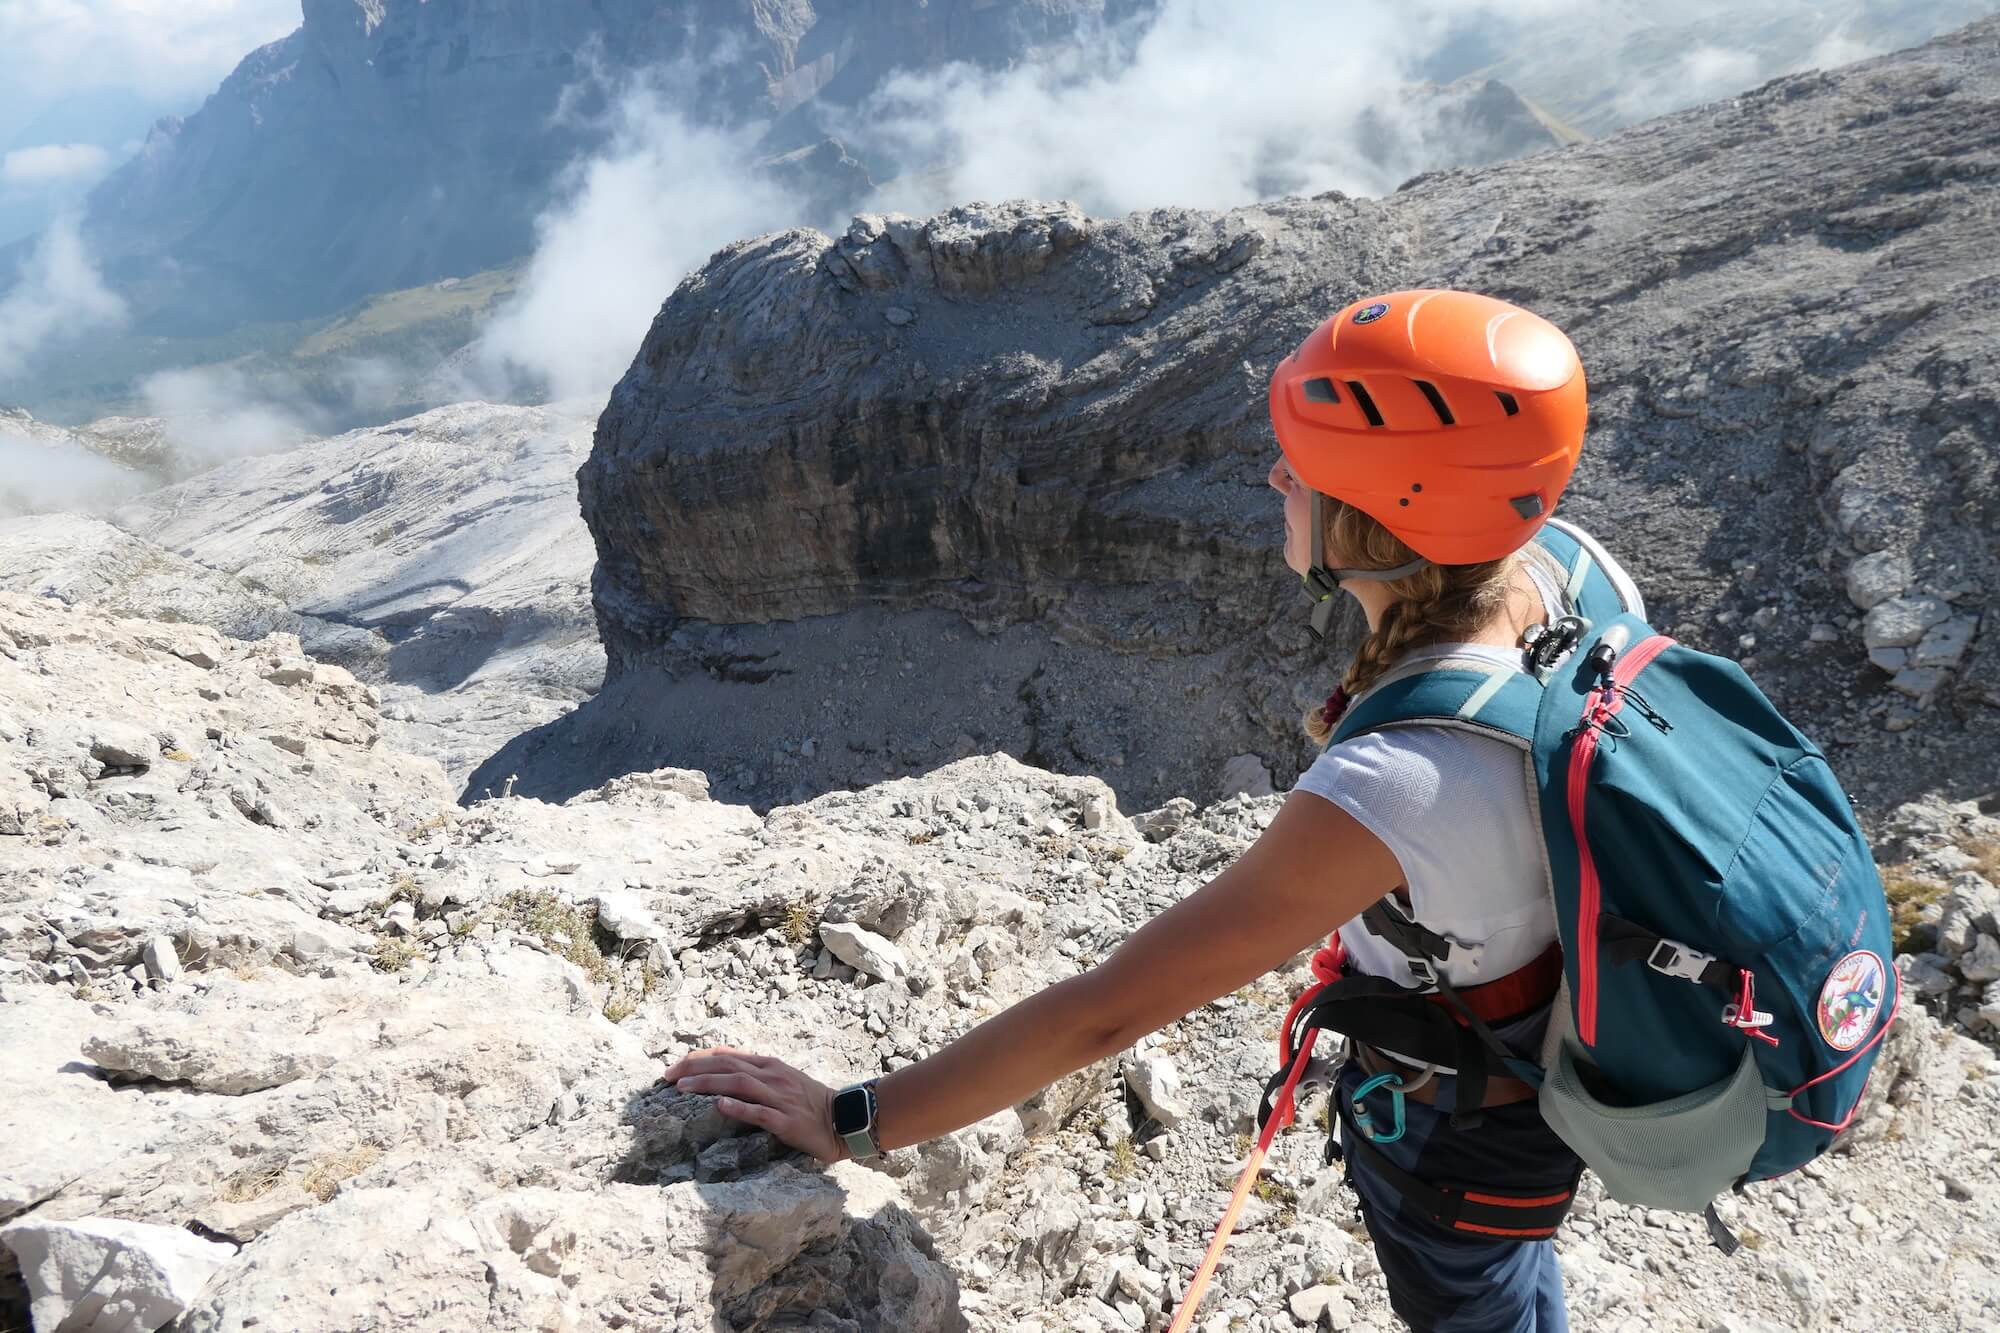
[1405,956,1438,988]
[1647,939,1717,984]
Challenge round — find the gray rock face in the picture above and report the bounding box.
[578,19,2000,817]
[81,0,1137,331]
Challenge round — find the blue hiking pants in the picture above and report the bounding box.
[1336,1061,1579,1333]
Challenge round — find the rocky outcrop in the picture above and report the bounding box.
[81,0,1142,331]
[3,593,1999,1331]
[578,19,2000,816]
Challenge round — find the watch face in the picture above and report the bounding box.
[831,1085,872,1135]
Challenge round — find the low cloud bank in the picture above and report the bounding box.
[0,427,145,518]
[0,219,127,376]
[1,144,114,190]
[470,60,799,406]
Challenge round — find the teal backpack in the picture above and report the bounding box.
[1316,520,1899,1243]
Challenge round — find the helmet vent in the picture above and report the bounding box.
[1345,381,1385,428]
[1303,377,1341,404]
[1412,380,1455,426]
[1495,391,1520,417]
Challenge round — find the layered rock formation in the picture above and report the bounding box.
[81,0,1143,331]
[571,18,2000,815]
[5,593,2000,1331]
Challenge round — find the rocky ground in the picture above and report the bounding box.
[4,592,1998,1332]
[0,402,603,787]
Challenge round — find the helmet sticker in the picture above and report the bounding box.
[1353,302,1391,325]
[1815,950,1885,1051]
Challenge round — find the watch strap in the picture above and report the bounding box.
[837,1080,882,1161]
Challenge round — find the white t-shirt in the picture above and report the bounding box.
[1294,523,1642,989]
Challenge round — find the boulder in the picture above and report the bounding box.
[0,1216,237,1333]
[820,922,909,983]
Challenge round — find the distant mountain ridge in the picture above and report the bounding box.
[80,0,1142,336]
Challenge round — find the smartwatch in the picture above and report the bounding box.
[831,1080,882,1160]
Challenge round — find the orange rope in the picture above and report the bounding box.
[1167,935,1346,1332]
[1165,1031,1321,1333]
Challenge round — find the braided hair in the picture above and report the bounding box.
[1303,497,1521,746]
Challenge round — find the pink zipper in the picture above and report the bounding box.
[1569,633,1676,1046]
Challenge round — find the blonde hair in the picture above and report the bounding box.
[1303,498,1520,746]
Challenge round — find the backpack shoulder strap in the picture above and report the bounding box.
[1529,519,1642,625]
[1331,657,1541,748]
[1326,519,1636,748]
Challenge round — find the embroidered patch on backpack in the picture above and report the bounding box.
[1815,950,1885,1051]
[1354,301,1391,325]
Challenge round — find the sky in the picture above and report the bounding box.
[0,0,301,242]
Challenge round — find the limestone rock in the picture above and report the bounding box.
[592,891,665,943]
[1912,616,1978,669]
[1,1216,237,1333]
[1864,597,1952,650]
[1961,934,2000,985]
[1123,1053,1190,1131]
[1846,552,1911,611]
[820,921,909,982]
[1218,754,1275,800]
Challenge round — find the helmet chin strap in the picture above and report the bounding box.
[1301,489,1431,642]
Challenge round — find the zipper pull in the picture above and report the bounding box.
[1622,687,1673,734]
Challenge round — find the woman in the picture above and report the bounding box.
[663,289,1631,1332]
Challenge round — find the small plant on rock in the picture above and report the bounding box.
[370,937,420,973]
[300,1144,380,1203]
[1107,1138,1139,1180]
[498,888,614,984]
[782,897,817,945]
[220,1158,287,1204]
[1881,867,1947,952]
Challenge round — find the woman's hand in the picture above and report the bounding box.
[659,1046,847,1164]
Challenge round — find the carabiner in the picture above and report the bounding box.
[1349,1071,1408,1145]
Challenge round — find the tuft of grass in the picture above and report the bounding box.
[782,898,816,946]
[370,937,420,973]
[162,748,196,762]
[498,888,614,984]
[386,873,420,904]
[907,829,937,845]
[300,1144,380,1203]
[1882,868,1947,952]
[220,1159,287,1203]
[603,992,638,1024]
[405,811,452,838]
[1107,1138,1139,1180]
[1966,839,2000,884]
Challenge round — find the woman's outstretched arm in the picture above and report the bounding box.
[661,790,1403,1160]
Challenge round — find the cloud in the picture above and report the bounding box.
[0,427,145,518]
[471,61,799,405]
[1805,26,1883,73]
[0,217,127,375]
[839,0,1585,220]
[2,143,113,189]
[139,364,321,462]
[0,1,300,111]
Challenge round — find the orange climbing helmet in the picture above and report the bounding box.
[1269,289,1587,566]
